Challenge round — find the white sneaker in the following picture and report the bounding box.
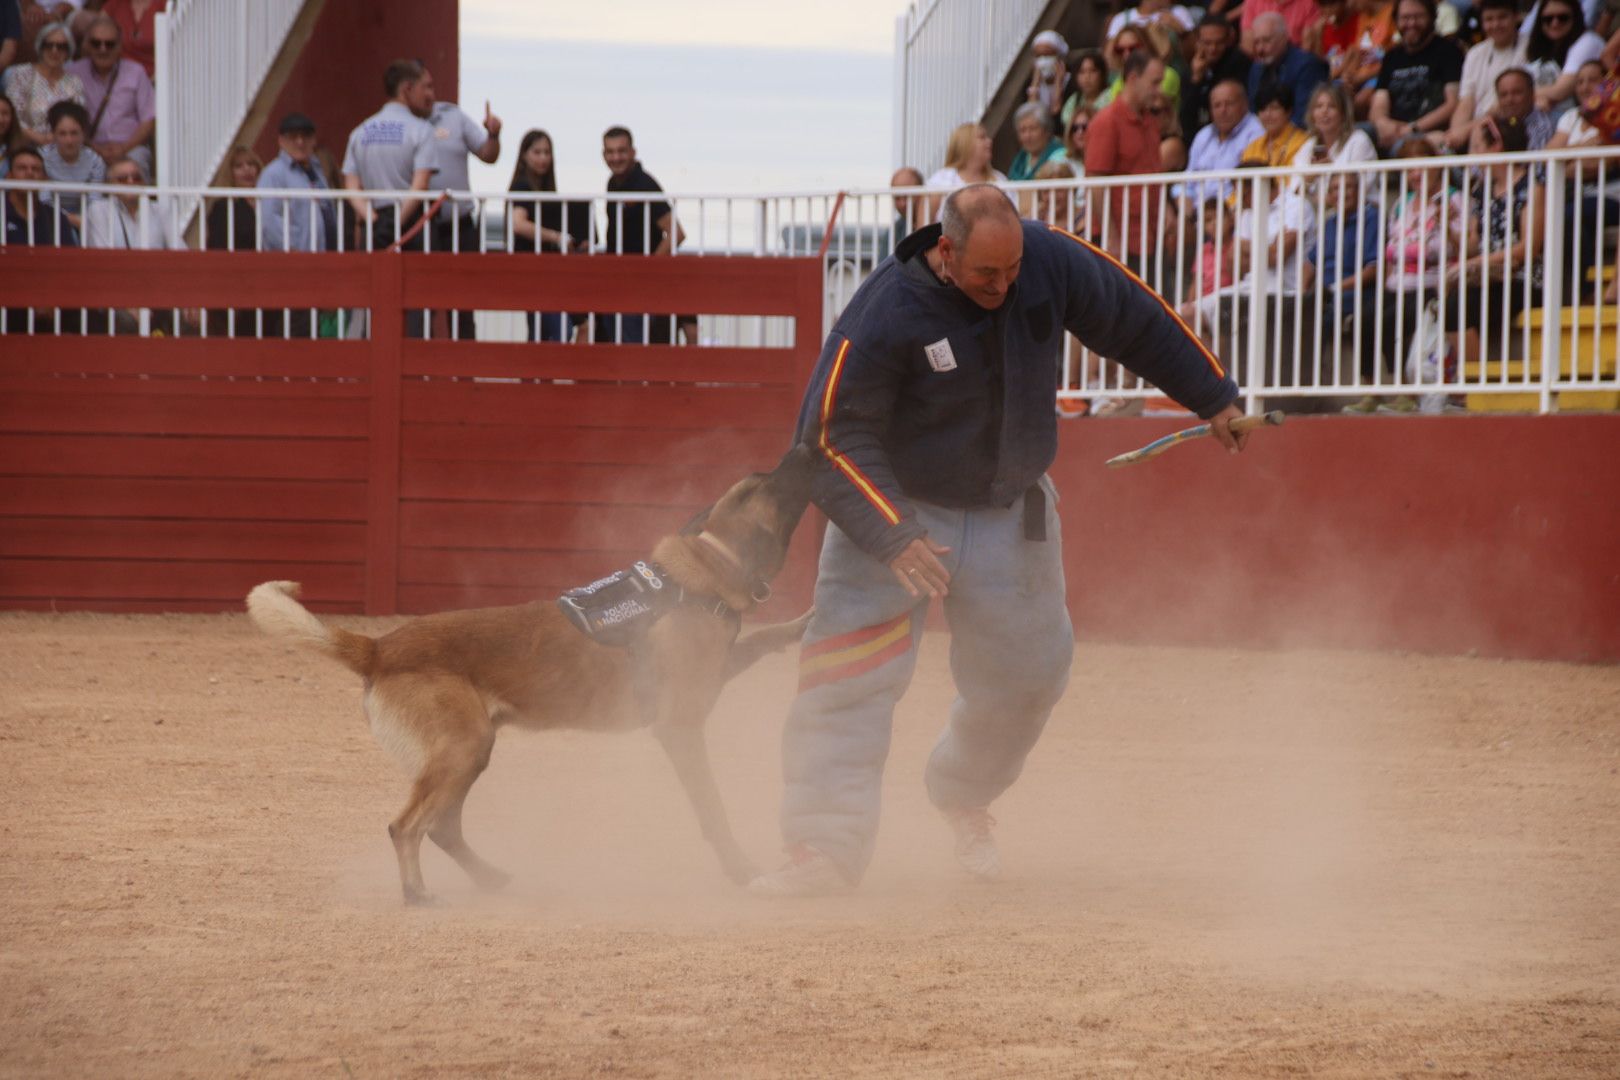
[746,844,850,897]
[942,805,1000,880]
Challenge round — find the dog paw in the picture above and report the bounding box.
[473,868,512,894]
[403,890,442,908]
[723,858,761,887]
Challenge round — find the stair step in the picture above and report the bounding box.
[1466,390,1620,411]
[1465,356,1619,378]
[1516,305,1620,330]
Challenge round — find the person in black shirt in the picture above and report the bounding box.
[205,144,263,336]
[596,125,692,344]
[3,146,80,333]
[1370,0,1464,152]
[1182,15,1252,138]
[508,128,591,342]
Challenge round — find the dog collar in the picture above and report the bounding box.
[697,530,773,605]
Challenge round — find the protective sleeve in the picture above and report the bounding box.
[1046,225,1240,418]
[795,333,928,564]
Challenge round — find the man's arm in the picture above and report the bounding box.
[472,102,500,164]
[1369,88,1402,148]
[341,173,374,224]
[1412,83,1459,135]
[653,209,685,254]
[256,170,287,251]
[400,167,432,226]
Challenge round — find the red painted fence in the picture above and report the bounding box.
[2,249,1617,661]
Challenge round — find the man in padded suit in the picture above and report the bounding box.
[749,184,1250,896]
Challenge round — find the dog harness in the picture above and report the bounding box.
[557,560,737,648]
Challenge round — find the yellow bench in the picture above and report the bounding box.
[1465,305,1620,411]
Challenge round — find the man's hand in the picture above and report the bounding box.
[483,100,502,139]
[889,536,952,598]
[1208,402,1250,453]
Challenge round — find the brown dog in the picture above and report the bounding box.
[246,447,817,904]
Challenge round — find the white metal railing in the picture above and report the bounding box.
[5,146,1620,414]
[153,0,304,224]
[893,0,1051,175]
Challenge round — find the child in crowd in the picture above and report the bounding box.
[38,100,103,227]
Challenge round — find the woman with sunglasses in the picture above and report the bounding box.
[1063,107,1094,176]
[1523,0,1604,115]
[2,21,84,147]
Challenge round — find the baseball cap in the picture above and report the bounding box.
[279,112,317,135]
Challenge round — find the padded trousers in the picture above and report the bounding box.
[781,476,1074,882]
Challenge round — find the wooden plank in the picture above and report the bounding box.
[0,558,364,601]
[0,391,369,437]
[399,341,801,384]
[397,583,544,613]
[0,518,366,562]
[400,380,796,431]
[0,250,373,308]
[365,253,404,616]
[399,459,747,506]
[0,597,364,614]
[0,434,368,481]
[0,374,370,399]
[0,477,366,520]
[2,336,370,379]
[400,253,823,315]
[403,422,789,467]
[399,500,688,552]
[398,547,642,588]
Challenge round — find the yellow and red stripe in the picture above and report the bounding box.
[1047,224,1227,379]
[798,611,915,692]
[817,338,903,526]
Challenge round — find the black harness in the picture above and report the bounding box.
[557,559,742,648]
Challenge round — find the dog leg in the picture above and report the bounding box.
[722,608,814,682]
[651,721,759,886]
[428,773,511,894]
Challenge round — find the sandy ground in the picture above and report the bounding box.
[2,611,1618,1079]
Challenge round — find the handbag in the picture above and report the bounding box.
[1403,299,1457,414]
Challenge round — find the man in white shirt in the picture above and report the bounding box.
[1446,0,1526,150]
[1176,79,1266,203]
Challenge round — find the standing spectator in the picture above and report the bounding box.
[1524,0,1605,114]
[206,144,260,251]
[1178,78,1264,203]
[421,84,501,340]
[1243,0,1324,48]
[0,92,24,177]
[65,14,154,179]
[1241,85,1310,165]
[1099,25,1182,114]
[1086,51,1169,273]
[890,166,930,236]
[3,21,83,146]
[1061,49,1110,131]
[341,59,434,253]
[598,125,690,345]
[260,112,336,338]
[98,0,162,80]
[1446,0,1528,150]
[1007,102,1065,181]
[0,0,20,74]
[38,99,101,224]
[1246,12,1328,127]
[925,122,1010,219]
[1025,29,1070,125]
[1181,15,1252,137]
[510,128,591,343]
[1369,0,1463,152]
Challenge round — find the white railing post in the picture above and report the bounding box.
[1540,157,1567,415]
[1244,173,1270,416]
[154,10,171,184]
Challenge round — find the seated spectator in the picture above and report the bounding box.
[1025,30,1071,126]
[1550,61,1620,300]
[1243,0,1324,50]
[65,14,155,180]
[1441,115,1542,378]
[1524,0,1605,115]
[1007,102,1066,181]
[259,111,334,253]
[1294,83,1378,173]
[1086,51,1171,275]
[38,99,101,225]
[1446,0,1527,150]
[1032,158,1079,228]
[0,2,18,73]
[1181,194,1239,304]
[889,165,930,235]
[1521,0,1607,38]
[1470,69,1554,152]
[1062,107,1093,174]
[1345,139,1466,411]
[1156,89,1188,171]
[99,0,163,81]
[1,144,75,245]
[1246,12,1327,127]
[1062,49,1111,131]
[1299,169,1382,317]
[1241,84,1310,165]
[1107,0,1199,42]
[1341,0,1397,117]
[1177,78,1264,202]
[1099,25,1182,115]
[1181,15,1252,137]
[206,145,261,251]
[3,21,84,146]
[926,122,1010,219]
[510,128,592,342]
[84,154,197,334]
[1304,0,1358,73]
[0,91,23,177]
[1369,0,1463,152]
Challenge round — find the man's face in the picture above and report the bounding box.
[83,25,121,72]
[1251,21,1287,64]
[940,217,1024,310]
[1396,1,1433,47]
[1495,73,1532,119]
[403,70,435,117]
[602,135,635,178]
[279,130,316,165]
[1481,6,1517,45]
[1196,24,1230,64]
[9,154,44,182]
[1129,60,1165,110]
[1210,83,1246,134]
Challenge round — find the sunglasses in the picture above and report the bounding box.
[1541,11,1573,23]
[1069,123,1089,136]
[87,38,118,49]
[41,41,70,52]
[1117,44,1141,54]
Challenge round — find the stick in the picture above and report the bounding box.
[1104,410,1284,469]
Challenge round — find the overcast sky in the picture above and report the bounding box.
[458,0,911,197]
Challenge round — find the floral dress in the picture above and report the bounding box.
[2,64,86,138]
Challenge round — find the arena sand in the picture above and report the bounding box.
[2,611,1617,1078]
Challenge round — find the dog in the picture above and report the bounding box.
[246,446,817,904]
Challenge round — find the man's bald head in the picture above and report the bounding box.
[937,185,1023,310]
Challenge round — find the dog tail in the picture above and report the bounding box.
[246,581,376,677]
